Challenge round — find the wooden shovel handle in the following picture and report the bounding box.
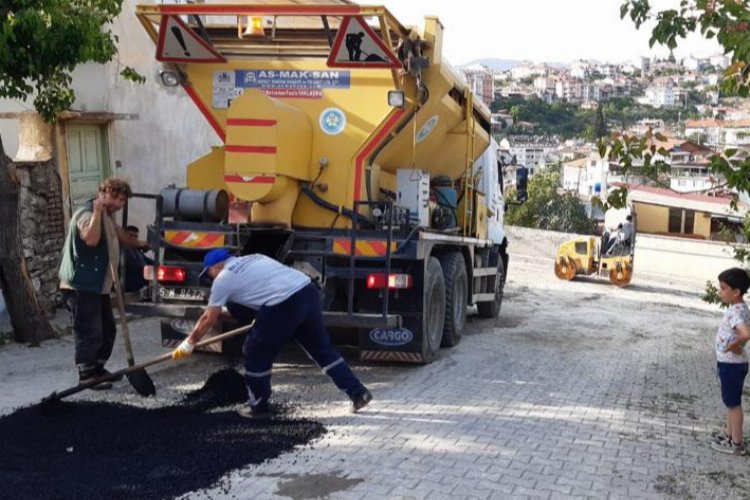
[44,320,255,403]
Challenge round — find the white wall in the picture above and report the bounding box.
[634,233,737,286]
[0,99,25,159]
[0,0,222,233]
[90,0,222,231]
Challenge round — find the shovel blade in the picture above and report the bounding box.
[126,368,156,397]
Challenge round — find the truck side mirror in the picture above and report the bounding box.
[516,166,528,203]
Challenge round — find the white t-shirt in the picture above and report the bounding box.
[715,302,750,363]
[208,254,310,310]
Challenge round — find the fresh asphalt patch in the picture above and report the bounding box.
[0,369,326,499]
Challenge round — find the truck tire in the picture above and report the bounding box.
[438,252,467,347]
[421,256,445,363]
[477,256,505,319]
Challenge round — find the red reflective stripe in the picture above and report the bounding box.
[157,5,361,15]
[225,145,277,154]
[198,233,223,247]
[170,231,191,245]
[335,240,360,255]
[369,241,387,255]
[224,174,275,184]
[227,118,277,127]
[354,110,405,201]
[183,84,225,142]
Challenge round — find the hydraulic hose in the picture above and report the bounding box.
[300,184,371,227]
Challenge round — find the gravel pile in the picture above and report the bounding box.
[0,369,325,499]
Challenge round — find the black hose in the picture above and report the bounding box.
[395,224,420,254]
[300,184,371,227]
[432,187,459,227]
[365,93,429,202]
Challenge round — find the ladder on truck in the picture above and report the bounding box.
[344,200,399,328]
[462,90,477,237]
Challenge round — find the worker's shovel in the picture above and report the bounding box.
[110,263,154,396]
[40,322,255,411]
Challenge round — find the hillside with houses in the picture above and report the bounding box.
[458,55,750,241]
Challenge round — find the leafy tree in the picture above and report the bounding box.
[491,95,526,113]
[502,94,696,139]
[616,1,750,302]
[0,0,141,344]
[594,106,608,139]
[506,170,598,234]
[603,1,750,211]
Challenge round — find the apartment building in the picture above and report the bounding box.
[640,84,676,108]
[459,64,495,107]
[685,119,750,148]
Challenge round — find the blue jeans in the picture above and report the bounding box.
[718,362,749,408]
[242,283,366,408]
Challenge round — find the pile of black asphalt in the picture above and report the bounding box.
[0,368,326,499]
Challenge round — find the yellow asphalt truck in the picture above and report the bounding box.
[128,1,526,363]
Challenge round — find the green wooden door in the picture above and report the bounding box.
[66,124,109,208]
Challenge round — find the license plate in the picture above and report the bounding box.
[159,287,204,301]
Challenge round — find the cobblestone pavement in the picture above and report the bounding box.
[3,255,750,499]
[177,257,750,499]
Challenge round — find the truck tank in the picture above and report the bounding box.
[136,2,491,230]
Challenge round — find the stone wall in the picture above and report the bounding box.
[16,160,65,315]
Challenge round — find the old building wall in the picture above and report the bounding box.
[65,0,221,232]
[16,161,66,314]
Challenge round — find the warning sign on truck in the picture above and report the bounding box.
[327,16,401,69]
[157,16,225,63]
[212,70,351,108]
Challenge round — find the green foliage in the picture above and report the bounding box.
[491,95,526,113]
[703,280,722,306]
[497,95,695,139]
[505,97,592,138]
[597,128,672,210]
[606,1,750,204]
[0,0,143,121]
[619,1,750,306]
[506,170,598,234]
[120,66,146,85]
[621,1,750,98]
[594,106,608,139]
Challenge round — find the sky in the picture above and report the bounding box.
[374,0,723,66]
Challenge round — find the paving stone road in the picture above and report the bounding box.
[3,253,750,499]
[176,256,750,499]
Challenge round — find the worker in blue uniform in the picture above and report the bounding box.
[172,248,372,418]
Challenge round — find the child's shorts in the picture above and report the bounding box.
[717,362,749,408]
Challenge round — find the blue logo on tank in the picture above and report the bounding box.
[319,107,347,135]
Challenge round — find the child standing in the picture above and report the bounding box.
[711,268,750,456]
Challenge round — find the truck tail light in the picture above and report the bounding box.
[366,273,412,289]
[144,265,187,283]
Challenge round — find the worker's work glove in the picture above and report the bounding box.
[172,339,195,360]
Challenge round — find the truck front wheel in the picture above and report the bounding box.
[421,256,445,363]
[477,255,505,319]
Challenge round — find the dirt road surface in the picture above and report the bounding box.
[1,233,749,499]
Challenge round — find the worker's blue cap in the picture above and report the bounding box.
[200,248,231,277]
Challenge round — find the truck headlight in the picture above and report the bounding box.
[388,90,405,108]
[160,70,181,87]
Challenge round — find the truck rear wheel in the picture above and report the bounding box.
[477,256,505,319]
[438,252,467,347]
[421,256,445,363]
